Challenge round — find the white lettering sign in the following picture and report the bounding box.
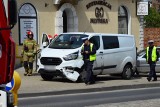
[137,2,148,15]
[20,19,37,44]
[19,3,37,45]
[0,44,2,58]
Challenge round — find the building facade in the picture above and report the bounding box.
[12,0,141,67]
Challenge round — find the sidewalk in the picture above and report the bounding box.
[16,67,160,98]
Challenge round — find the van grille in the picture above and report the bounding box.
[40,57,62,65]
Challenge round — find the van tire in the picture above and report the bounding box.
[122,65,133,80]
[40,73,54,81]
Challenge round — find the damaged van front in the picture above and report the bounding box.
[37,33,88,81]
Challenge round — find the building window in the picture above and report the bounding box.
[118,6,128,34]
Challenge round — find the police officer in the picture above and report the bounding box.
[146,40,159,81]
[81,37,96,85]
[21,30,37,76]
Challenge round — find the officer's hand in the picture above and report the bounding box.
[85,51,89,54]
[81,51,83,54]
[33,52,37,55]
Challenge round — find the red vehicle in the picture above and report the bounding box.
[0,0,17,107]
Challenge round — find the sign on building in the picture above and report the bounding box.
[18,3,38,45]
[137,2,149,16]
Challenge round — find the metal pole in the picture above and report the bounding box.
[139,0,149,50]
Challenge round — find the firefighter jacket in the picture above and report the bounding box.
[22,39,37,57]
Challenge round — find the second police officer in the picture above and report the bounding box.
[146,40,159,81]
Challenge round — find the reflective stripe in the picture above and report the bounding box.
[27,43,34,45]
[146,46,157,62]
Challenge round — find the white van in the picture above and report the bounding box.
[37,32,136,82]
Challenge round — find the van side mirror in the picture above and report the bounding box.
[42,42,48,48]
[8,0,17,27]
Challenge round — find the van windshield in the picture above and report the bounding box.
[48,34,88,49]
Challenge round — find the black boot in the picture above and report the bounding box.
[153,78,157,81]
[147,77,151,82]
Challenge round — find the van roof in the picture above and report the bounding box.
[61,32,134,37]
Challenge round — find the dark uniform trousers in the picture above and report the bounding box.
[84,60,95,84]
[149,62,157,80]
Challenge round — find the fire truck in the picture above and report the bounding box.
[0,0,17,107]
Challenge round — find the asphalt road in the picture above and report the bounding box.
[18,87,160,107]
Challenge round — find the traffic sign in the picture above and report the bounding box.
[5,78,14,91]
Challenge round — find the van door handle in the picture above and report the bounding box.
[99,52,103,54]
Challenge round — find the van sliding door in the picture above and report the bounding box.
[102,36,119,74]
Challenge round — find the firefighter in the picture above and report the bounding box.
[21,30,37,76]
[146,40,159,81]
[81,37,96,85]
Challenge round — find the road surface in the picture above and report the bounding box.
[19,87,160,107]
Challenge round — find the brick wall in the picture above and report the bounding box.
[144,28,160,48]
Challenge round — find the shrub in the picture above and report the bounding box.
[144,7,160,28]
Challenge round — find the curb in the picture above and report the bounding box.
[18,82,160,98]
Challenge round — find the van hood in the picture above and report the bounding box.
[41,48,80,58]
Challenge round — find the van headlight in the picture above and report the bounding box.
[63,51,79,61]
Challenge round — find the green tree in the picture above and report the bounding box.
[144,7,160,28]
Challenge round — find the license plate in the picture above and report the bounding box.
[44,66,56,71]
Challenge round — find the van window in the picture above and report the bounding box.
[102,36,119,49]
[48,34,88,49]
[89,36,100,50]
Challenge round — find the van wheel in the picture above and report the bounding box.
[40,74,54,81]
[122,65,133,80]
[77,69,86,82]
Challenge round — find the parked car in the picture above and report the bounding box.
[136,47,160,73]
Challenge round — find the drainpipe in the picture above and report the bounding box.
[139,0,149,50]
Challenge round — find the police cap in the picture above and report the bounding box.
[148,40,154,43]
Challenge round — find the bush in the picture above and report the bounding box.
[144,7,160,28]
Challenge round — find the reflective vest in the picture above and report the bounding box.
[146,46,157,62]
[82,43,96,61]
